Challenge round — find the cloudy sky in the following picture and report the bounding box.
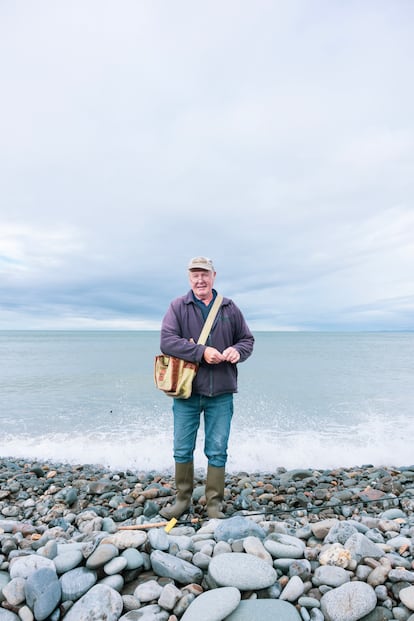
[1,1,413,331]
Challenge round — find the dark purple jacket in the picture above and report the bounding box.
[160,290,254,397]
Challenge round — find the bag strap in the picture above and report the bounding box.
[197,294,223,345]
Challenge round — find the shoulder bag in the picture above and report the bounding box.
[154,294,223,399]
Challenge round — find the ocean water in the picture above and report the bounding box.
[1,330,413,473]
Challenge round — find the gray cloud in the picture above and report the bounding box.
[1,1,413,330]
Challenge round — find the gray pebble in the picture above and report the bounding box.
[54,550,83,574]
[313,565,351,587]
[181,586,240,621]
[60,567,97,601]
[2,576,26,606]
[24,567,61,621]
[63,583,123,621]
[134,579,163,602]
[208,552,277,590]
[151,550,203,584]
[85,543,119,569]
[121,548,145,570]
[224,598,301,620]
[99,574,124,592]
[321,581,377,621]
[104,556,128,575]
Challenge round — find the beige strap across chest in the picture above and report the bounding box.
[197,294,223,345]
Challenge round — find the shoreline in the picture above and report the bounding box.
[2,457,414,530]
[2,457,414,516]
[3,455,414,473]
[2,457,414,619]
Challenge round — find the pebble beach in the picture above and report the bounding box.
[1,459,414,621]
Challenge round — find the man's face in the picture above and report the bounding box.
[189,269,216,301]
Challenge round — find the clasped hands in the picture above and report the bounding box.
[203,346,240,365]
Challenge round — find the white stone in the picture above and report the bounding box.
[150,550,203,584]
[224,599,301,621]
[101,530,147,550]
[313,565,351,588]
[320,581,376,621]
[192,551,211,570]
[208,552,277,590]
[9,555,55,580]
[264,533,306,559]
[157,582,182,611]
[0,609,20,620]
[192,538,215,553]
[243,536,273,564]
[104,556,128,575]
[280,575,305,602]
[119,604,168,620]
[311,519,339,540]
[213,541,232,556]
[16,605,34,621]
[63,584,123,621]
[86,543,119,569]
[54,550,83,574]
[99,574,124,592]
[134,579,162,603]
[386,535,411,549]
[181,586,241,621]
[344,533,384,562]
[319,543,352,568]
[148,527,170,551]
[121,548,145,570]
[167,534,194,551]
[400,586,414,611]
[2,577,26,606]
[60,567,97,602]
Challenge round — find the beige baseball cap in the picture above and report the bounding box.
[188,256,215,271]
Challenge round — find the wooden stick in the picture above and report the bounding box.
[117,517,200,531]
[118,521,169,530]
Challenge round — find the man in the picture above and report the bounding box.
[159,256,254,519]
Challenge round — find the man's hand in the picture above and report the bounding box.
[203,347,225,364]
[222,347,240,364]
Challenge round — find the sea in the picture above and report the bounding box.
[1,331,413,474]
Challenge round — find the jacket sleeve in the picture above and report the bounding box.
[160,301,205,363]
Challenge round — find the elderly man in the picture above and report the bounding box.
[159,256,254,519]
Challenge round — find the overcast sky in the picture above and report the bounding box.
[1,1,413,331]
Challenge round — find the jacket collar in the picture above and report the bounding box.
[184,289,228,306]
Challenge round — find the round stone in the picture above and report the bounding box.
[24,567,61,621]
[321,581,377,621]
[101,530,147,550]
[86,543,119,569]
[9,555,55,579]
[150,550,203,585]
[62,584,123,621]
[60,567,97,602]
[121,548,145,570]
[54,550,84,574]
[280,575,305,602]
[264,534,305,559]
[2,577,26,606]
[224,599,301,621]
[134,579,162,603]
[208,553,277,590]
[180,586,241,621]
[104,556,128,576]
[313,565,351,588]
[399,586,414,611]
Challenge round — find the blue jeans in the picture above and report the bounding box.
[172,393,234,467]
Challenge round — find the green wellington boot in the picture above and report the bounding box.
[206,465,226,519]
[160,461,194,519]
